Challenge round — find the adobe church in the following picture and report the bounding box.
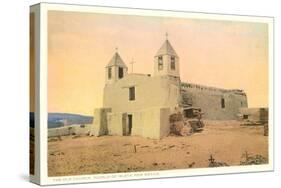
[92,36,248,139]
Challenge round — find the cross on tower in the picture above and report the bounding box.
[130,58,136,73]
[165,32,168,40]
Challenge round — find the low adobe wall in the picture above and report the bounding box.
[48,124,92,137]
[239,107,268,123]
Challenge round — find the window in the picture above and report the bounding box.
[118,67,123,79]
[243,115,248,119]
[171,56,175,70]
[129,87,135,101]
[158,56,163,70]
[221,98,225,108]
[108,67,112,79]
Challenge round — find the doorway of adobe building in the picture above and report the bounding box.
[127,114,133,135]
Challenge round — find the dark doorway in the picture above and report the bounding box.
[128,114,133,135]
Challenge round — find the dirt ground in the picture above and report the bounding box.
[48,120,268,177]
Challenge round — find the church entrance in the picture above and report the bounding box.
[127,114,133,135]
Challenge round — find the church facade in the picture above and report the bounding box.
[92,37,248,139]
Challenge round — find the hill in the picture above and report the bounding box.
[29,112,93,129]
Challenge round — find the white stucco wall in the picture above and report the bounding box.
[131,111,143,137]
[105,65,128,84]
[103,74,180,114]
[106,107,170,139]
[107,112,127,136]
[91,108,111,136]
[153,55,180,77]
[141,107,170,139]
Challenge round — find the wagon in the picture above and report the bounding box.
[183,107,205,132]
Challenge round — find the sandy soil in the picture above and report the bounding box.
[48,120,268,177]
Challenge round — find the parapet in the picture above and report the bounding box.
[181,82,246,96]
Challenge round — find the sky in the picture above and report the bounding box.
[48,11,269,116]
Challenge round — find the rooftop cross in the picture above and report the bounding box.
[165,32,168,40]
[130,58,136,73]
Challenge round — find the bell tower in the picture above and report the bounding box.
[154,34,180,78]
[105,49,128,84]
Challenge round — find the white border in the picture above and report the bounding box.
[30,5,41,185]
[35,3,274,185]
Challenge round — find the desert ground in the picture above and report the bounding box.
[48,120,268,177]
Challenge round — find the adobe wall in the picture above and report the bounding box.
[158,107,171,138]
[72,125,92,136]
[239,108,268,122]
[48,126,74,137]
[131,111,144,137]
[48,124,92,137]
[91,108,111,136]
[153,54,180,77]
[106,107,170,139]
[137,107,170,139]
[181,83,248,120]
[107,112,127,136]
[103,74,181,114]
